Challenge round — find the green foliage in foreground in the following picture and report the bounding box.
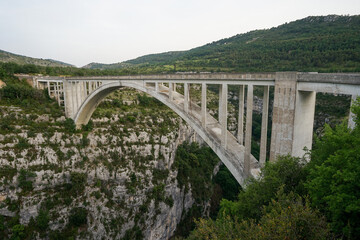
[306,98,360,239]
[186,156,331,240]
[220,155,307,221]
[188,191,330,240]
[186,98,360,239]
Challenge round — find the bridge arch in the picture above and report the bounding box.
[40,72,360,187]
[73,80,258,187]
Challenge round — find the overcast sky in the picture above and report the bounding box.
[0,0,359,67]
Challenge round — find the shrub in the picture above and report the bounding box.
[70,172,87,194]
[18,169,36,192]
[188,191,331,240]
[63,118,76,133]
[68,207,88,227]
[36,209,49,231]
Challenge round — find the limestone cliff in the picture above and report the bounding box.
[0,88,217,239]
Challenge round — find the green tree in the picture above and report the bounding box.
[306,97,360,239]
[64,118,76,133]
[36,209,49,231]
[68,207,88,227]
[10,224,25,240]
[188,190,330,240]
[18,169,36,192]
[220,155,307,221]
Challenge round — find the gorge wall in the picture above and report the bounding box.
[0,88,218,239]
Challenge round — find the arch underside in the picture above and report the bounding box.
[74,81,260,186]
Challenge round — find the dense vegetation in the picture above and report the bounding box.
[0,49,73,67]
[87,15,360,73]
[182,99,360,239]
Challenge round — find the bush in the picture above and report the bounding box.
[307,126,360,237]
[63,118,76,133]
[70,172,87,194]
[18,169,36,192]
[220,155,307,221]
[188,190,331,240]
[68,207,88,227]
[0,83,44,101]
[11,224,25,239]
[36,209,49,231]
[15,137,31,150]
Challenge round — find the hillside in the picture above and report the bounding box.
[0,68,234,239]
[0,49,74,67]
[83,51,186,69]
[82,62,133,69]
[85,14,360,73]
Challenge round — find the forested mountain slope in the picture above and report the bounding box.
[0,50,73,68]
[85,14,360,73]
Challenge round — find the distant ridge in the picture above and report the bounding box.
[0,49,74,67]
[82,51,186,69]
[82,62,133,70]
[83,14,360,72]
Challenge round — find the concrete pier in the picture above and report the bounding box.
[169,82,173,101]
[244,84,253,176]
[237,85,245,144]
[259,86,269,166]
[201,83,207,127]
[220,84,228,148]
[184,83,189,113]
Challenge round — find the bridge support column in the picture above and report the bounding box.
[184,83,189,113]
[201,83,207,127]
[292,90,316,158]
[155,82,159,92]
[80,81,86,103]
[47,82,51,97]
[56,82,61,105]
[220,84,228,148]
[348,94,358,129]
[259,86,269,166]
[76,81,81,113]
[169,82,173,101]
[64,80,74,118]
[88,81,92,93]
[237,85,245,144]
[244,84,253,176]
[270,72,316,161]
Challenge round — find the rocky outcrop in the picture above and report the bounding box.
[0,90,207,239]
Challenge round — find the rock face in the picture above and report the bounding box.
[0,80,6,88]
[0,88,210,239]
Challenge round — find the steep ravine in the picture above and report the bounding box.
[0,88,222,239]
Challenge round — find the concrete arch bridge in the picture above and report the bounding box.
[35,72,360,187]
